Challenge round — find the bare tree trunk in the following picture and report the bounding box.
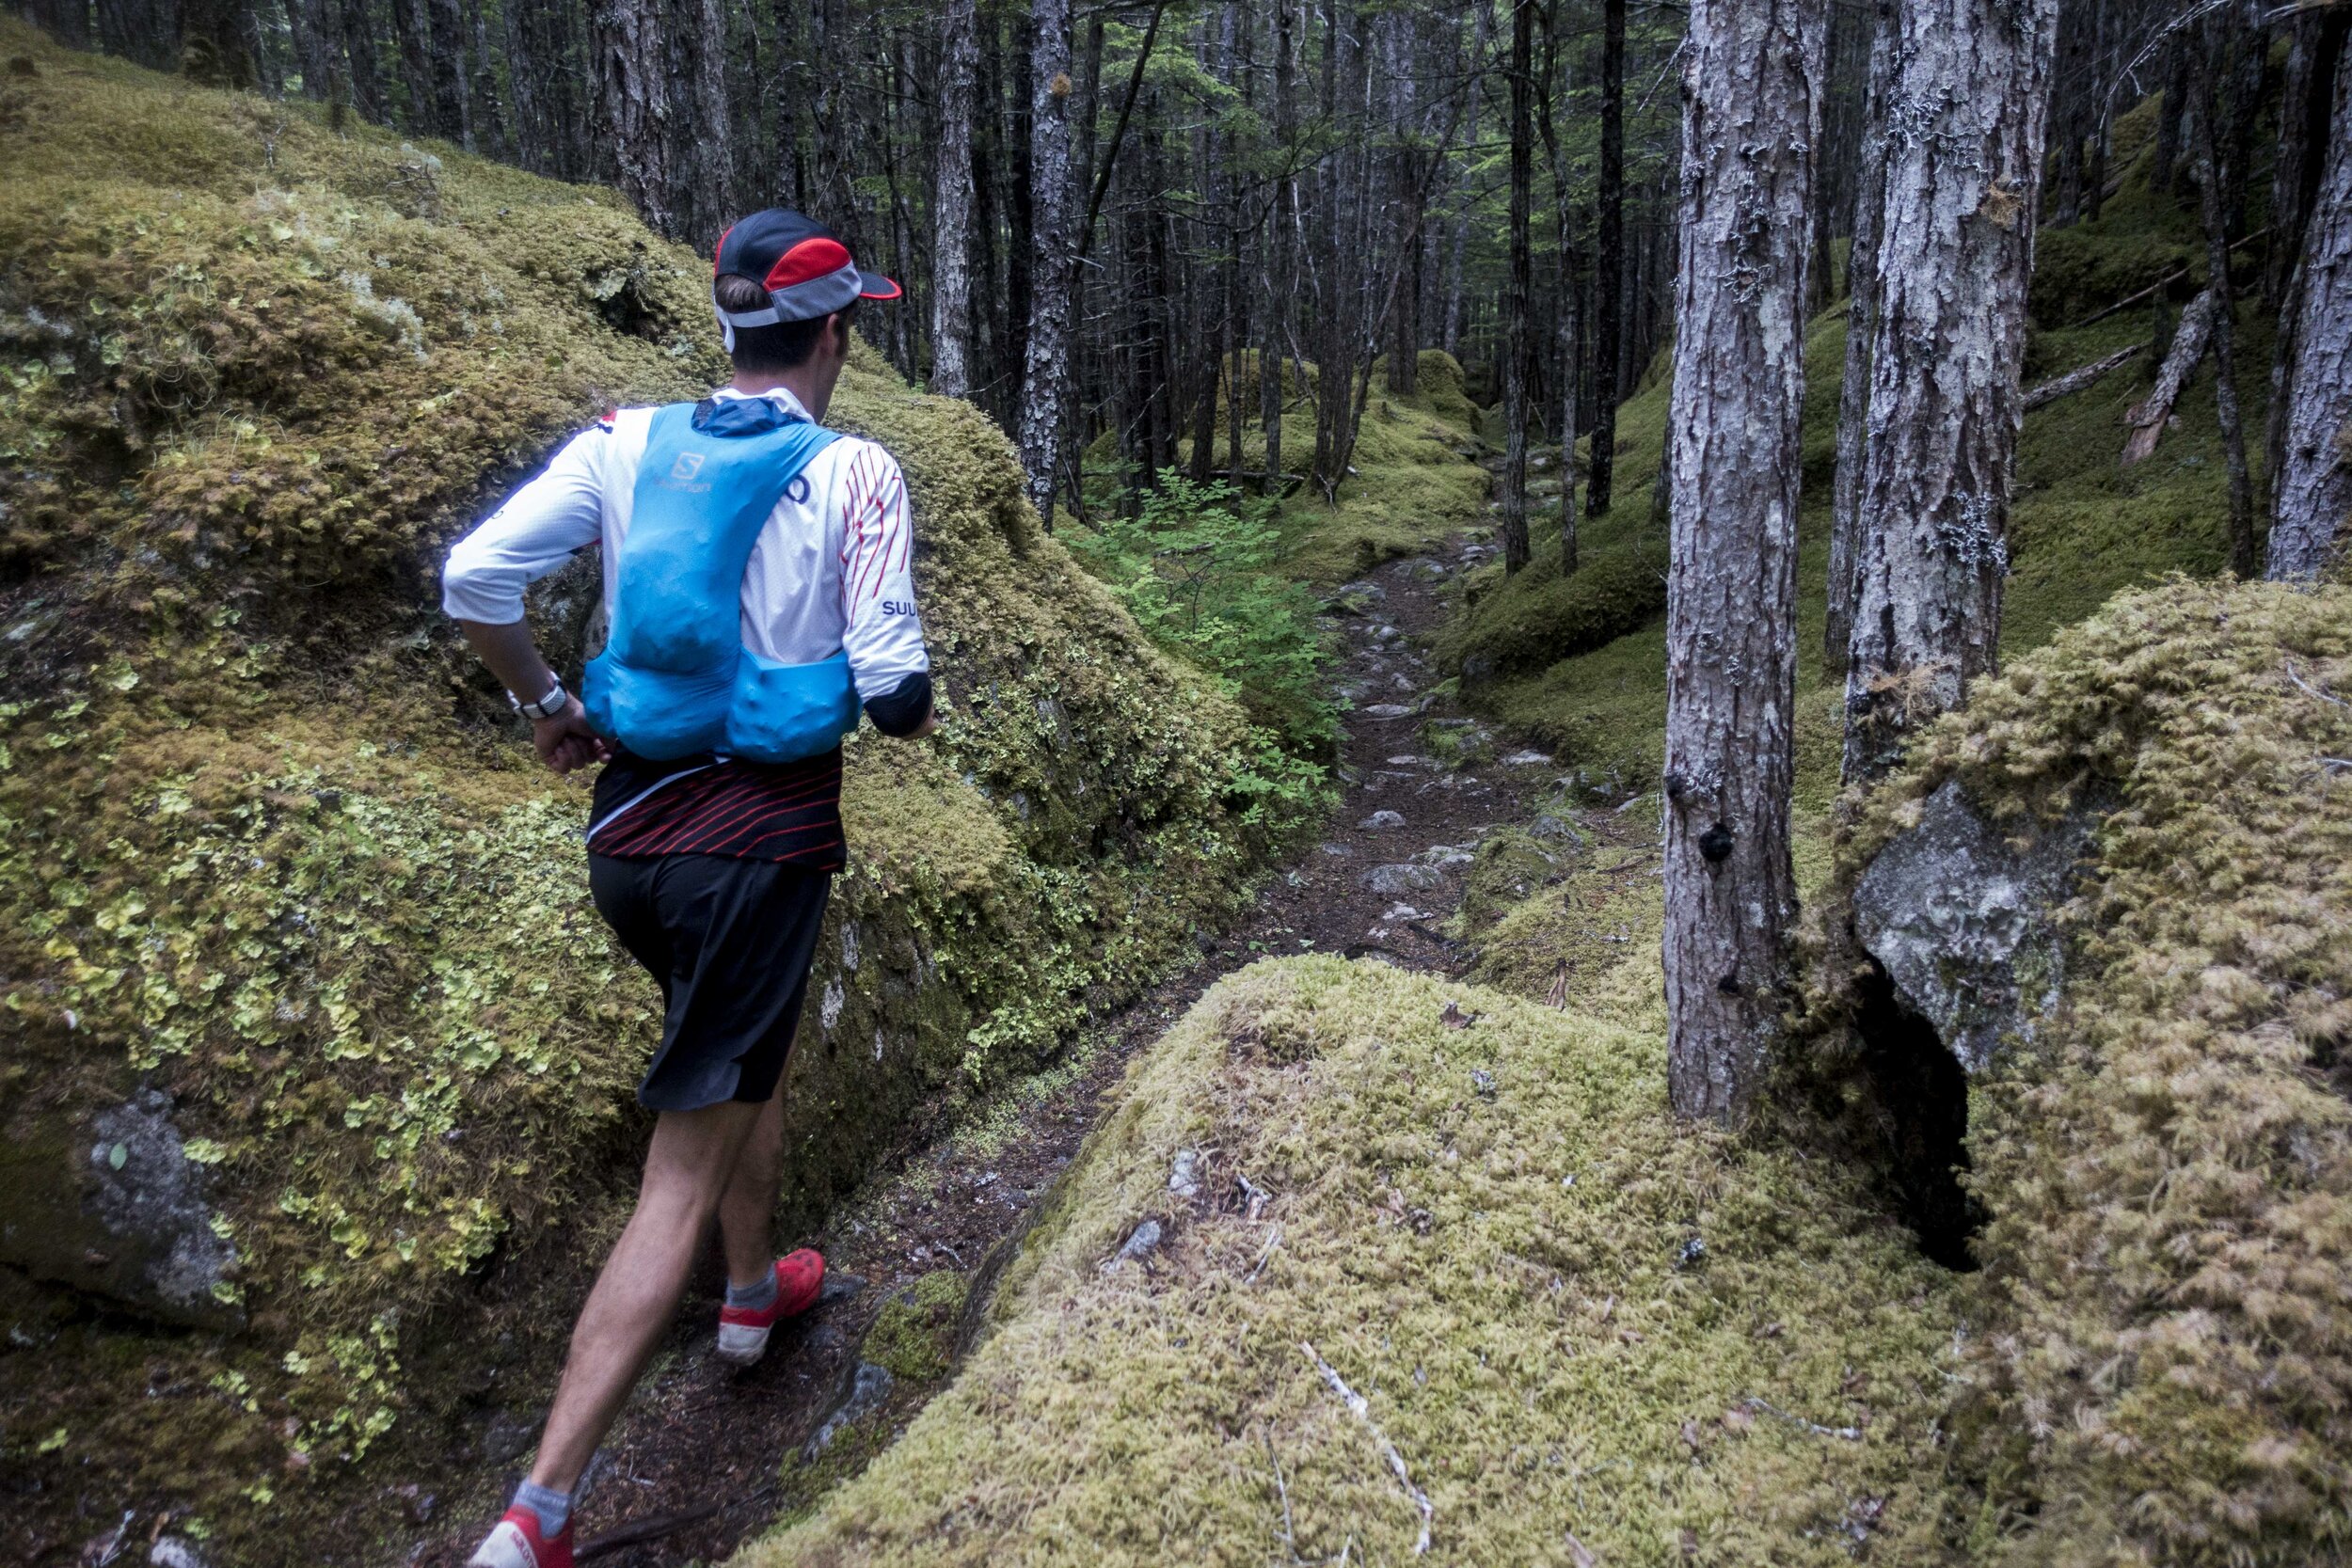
[1016,0,1074,518]
[1537,0,1578,569]
[593,0,675,238]
[341,0,387,122]
[1840,0,2057,784]
[182,0,259,87]
[2191,24,2256,578]
[1499,0,1534,575]
[1441,2,1488,362]
[426,0,470,147]
[1825,0,1891,673]
[393,0,437,132]
[2270,48,2352,580]
[2122,287,2216,465]
[2153,38,2189,201]
[1663,0,1821,1124]
[1586,0,1625,518]
[930,0,979,396]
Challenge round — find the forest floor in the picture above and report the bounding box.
[393,523,1615,1568]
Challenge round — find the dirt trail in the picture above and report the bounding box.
[401,534,1560,1568]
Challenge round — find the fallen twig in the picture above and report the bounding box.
[2022,341,2147,410]
[2122,288,2218,465]
[576,1501,724,1562]
[1741,1396,1864,1442]
[1246,1225,1284,1284]
[1301,1341,1434,1555]
[2285,658,2352,710]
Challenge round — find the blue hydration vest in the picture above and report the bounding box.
[582,398,861,764]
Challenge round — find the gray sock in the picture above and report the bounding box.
[512,1479,571,1538]
[725,1266,779,1312]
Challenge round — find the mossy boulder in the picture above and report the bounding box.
[739,956,1964,1565]
[1807,578,2352,1564]
[0,24,1288,1559]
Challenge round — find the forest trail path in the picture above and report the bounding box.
[399,531,1558,1568]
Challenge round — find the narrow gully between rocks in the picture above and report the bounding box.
[399,532,1580,1568]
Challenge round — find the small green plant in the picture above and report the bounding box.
[1069,470,1338,764]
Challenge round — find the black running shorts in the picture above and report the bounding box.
[587,853,834,1112]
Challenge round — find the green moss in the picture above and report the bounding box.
[1801,579,2352,1566]
[1454,827,1577,932]
[740,957,1964,1566]
[863,1270,972,1387]
[0,24,1296,1560]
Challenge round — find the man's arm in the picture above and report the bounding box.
[836,447,936,736]
[456,618,611,774]
[444,425,613,773]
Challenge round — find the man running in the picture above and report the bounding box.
[439,210,929,1568]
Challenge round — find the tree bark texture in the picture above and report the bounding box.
[930,0,977,397]
[1017,0,1073,519]
[1586,0,1625,519]
[1500,0,1534,575]
[1824,0,1892,673]
[2191,30,2256,579]
[593,0,675,238]
[2121,285,2215,466]
[2270,48,2352,581]
[1839,0,2057,784]
[1662,0,1821,1123]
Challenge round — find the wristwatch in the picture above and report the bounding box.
[510,678,568,721]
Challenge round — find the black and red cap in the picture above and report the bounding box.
[712,208,901,329]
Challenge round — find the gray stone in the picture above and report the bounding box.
[1529,814,1587,846]
[151,1538,210,1568]
[480,1408,541,1465]
[803,1362,895,1461]
[1415,846,1475,869]
[1501,749,1552,767]
[0,1089,240,1330]
[1851,779,2097,1073]
[1115,1218,1165,1263]
[1359,810,1406,830]
[1361,704,1416,720]
[1167,1150,1201,1202]
[1364,863,1446,896]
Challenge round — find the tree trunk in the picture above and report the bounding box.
[1441,3,1489,362]
[1537,0,1578,569]
[1263,0,1291,486]
[1017,0,1074,519]
[2152,38,2187,198]
[181,0,259,87]
[2121,286,2215,466]
[1500,0,1534,575]
[427,0,470,148]
[593,0,676,238]
[1840,0,2057,784]
[2270,47,2352,580]
[1663,0,1821,1124]
[1825,0,1891,673]
[23,0,91,48]
[1587,0,1625,518]
[2191,25,2256,578]
[341,0,387,123]
[287,0,331,99]
[930,0,979,397]
[393,0,438,133]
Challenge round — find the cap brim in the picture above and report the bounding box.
[857,270,903,301]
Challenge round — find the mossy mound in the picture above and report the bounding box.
[1807,578,2352,1565]
[0,24,1287,1559]
[741,956,1965,1566]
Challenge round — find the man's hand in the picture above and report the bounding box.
[533,697,612,775]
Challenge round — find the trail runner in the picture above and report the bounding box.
[440,210,927,1568]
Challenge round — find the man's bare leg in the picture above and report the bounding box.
[717,1088,787,1291]
[527,1099,763,1494]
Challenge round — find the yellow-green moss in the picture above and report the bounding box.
[0,24,1296,1560]
[863,1270,972,1388]
[1804,579,2352,1566]
[740,955,1965,1567]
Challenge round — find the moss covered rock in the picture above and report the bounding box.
[0,24,1290,1558]
[739,956,1964,1566]
[1808,578,2352,1564]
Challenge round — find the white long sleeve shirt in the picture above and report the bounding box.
[441,385,929,705]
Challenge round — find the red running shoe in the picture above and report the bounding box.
[467,1507,572,1568]
[715,1248,826,1366]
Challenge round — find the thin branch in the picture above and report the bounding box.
[1300,1342,1434,1555]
